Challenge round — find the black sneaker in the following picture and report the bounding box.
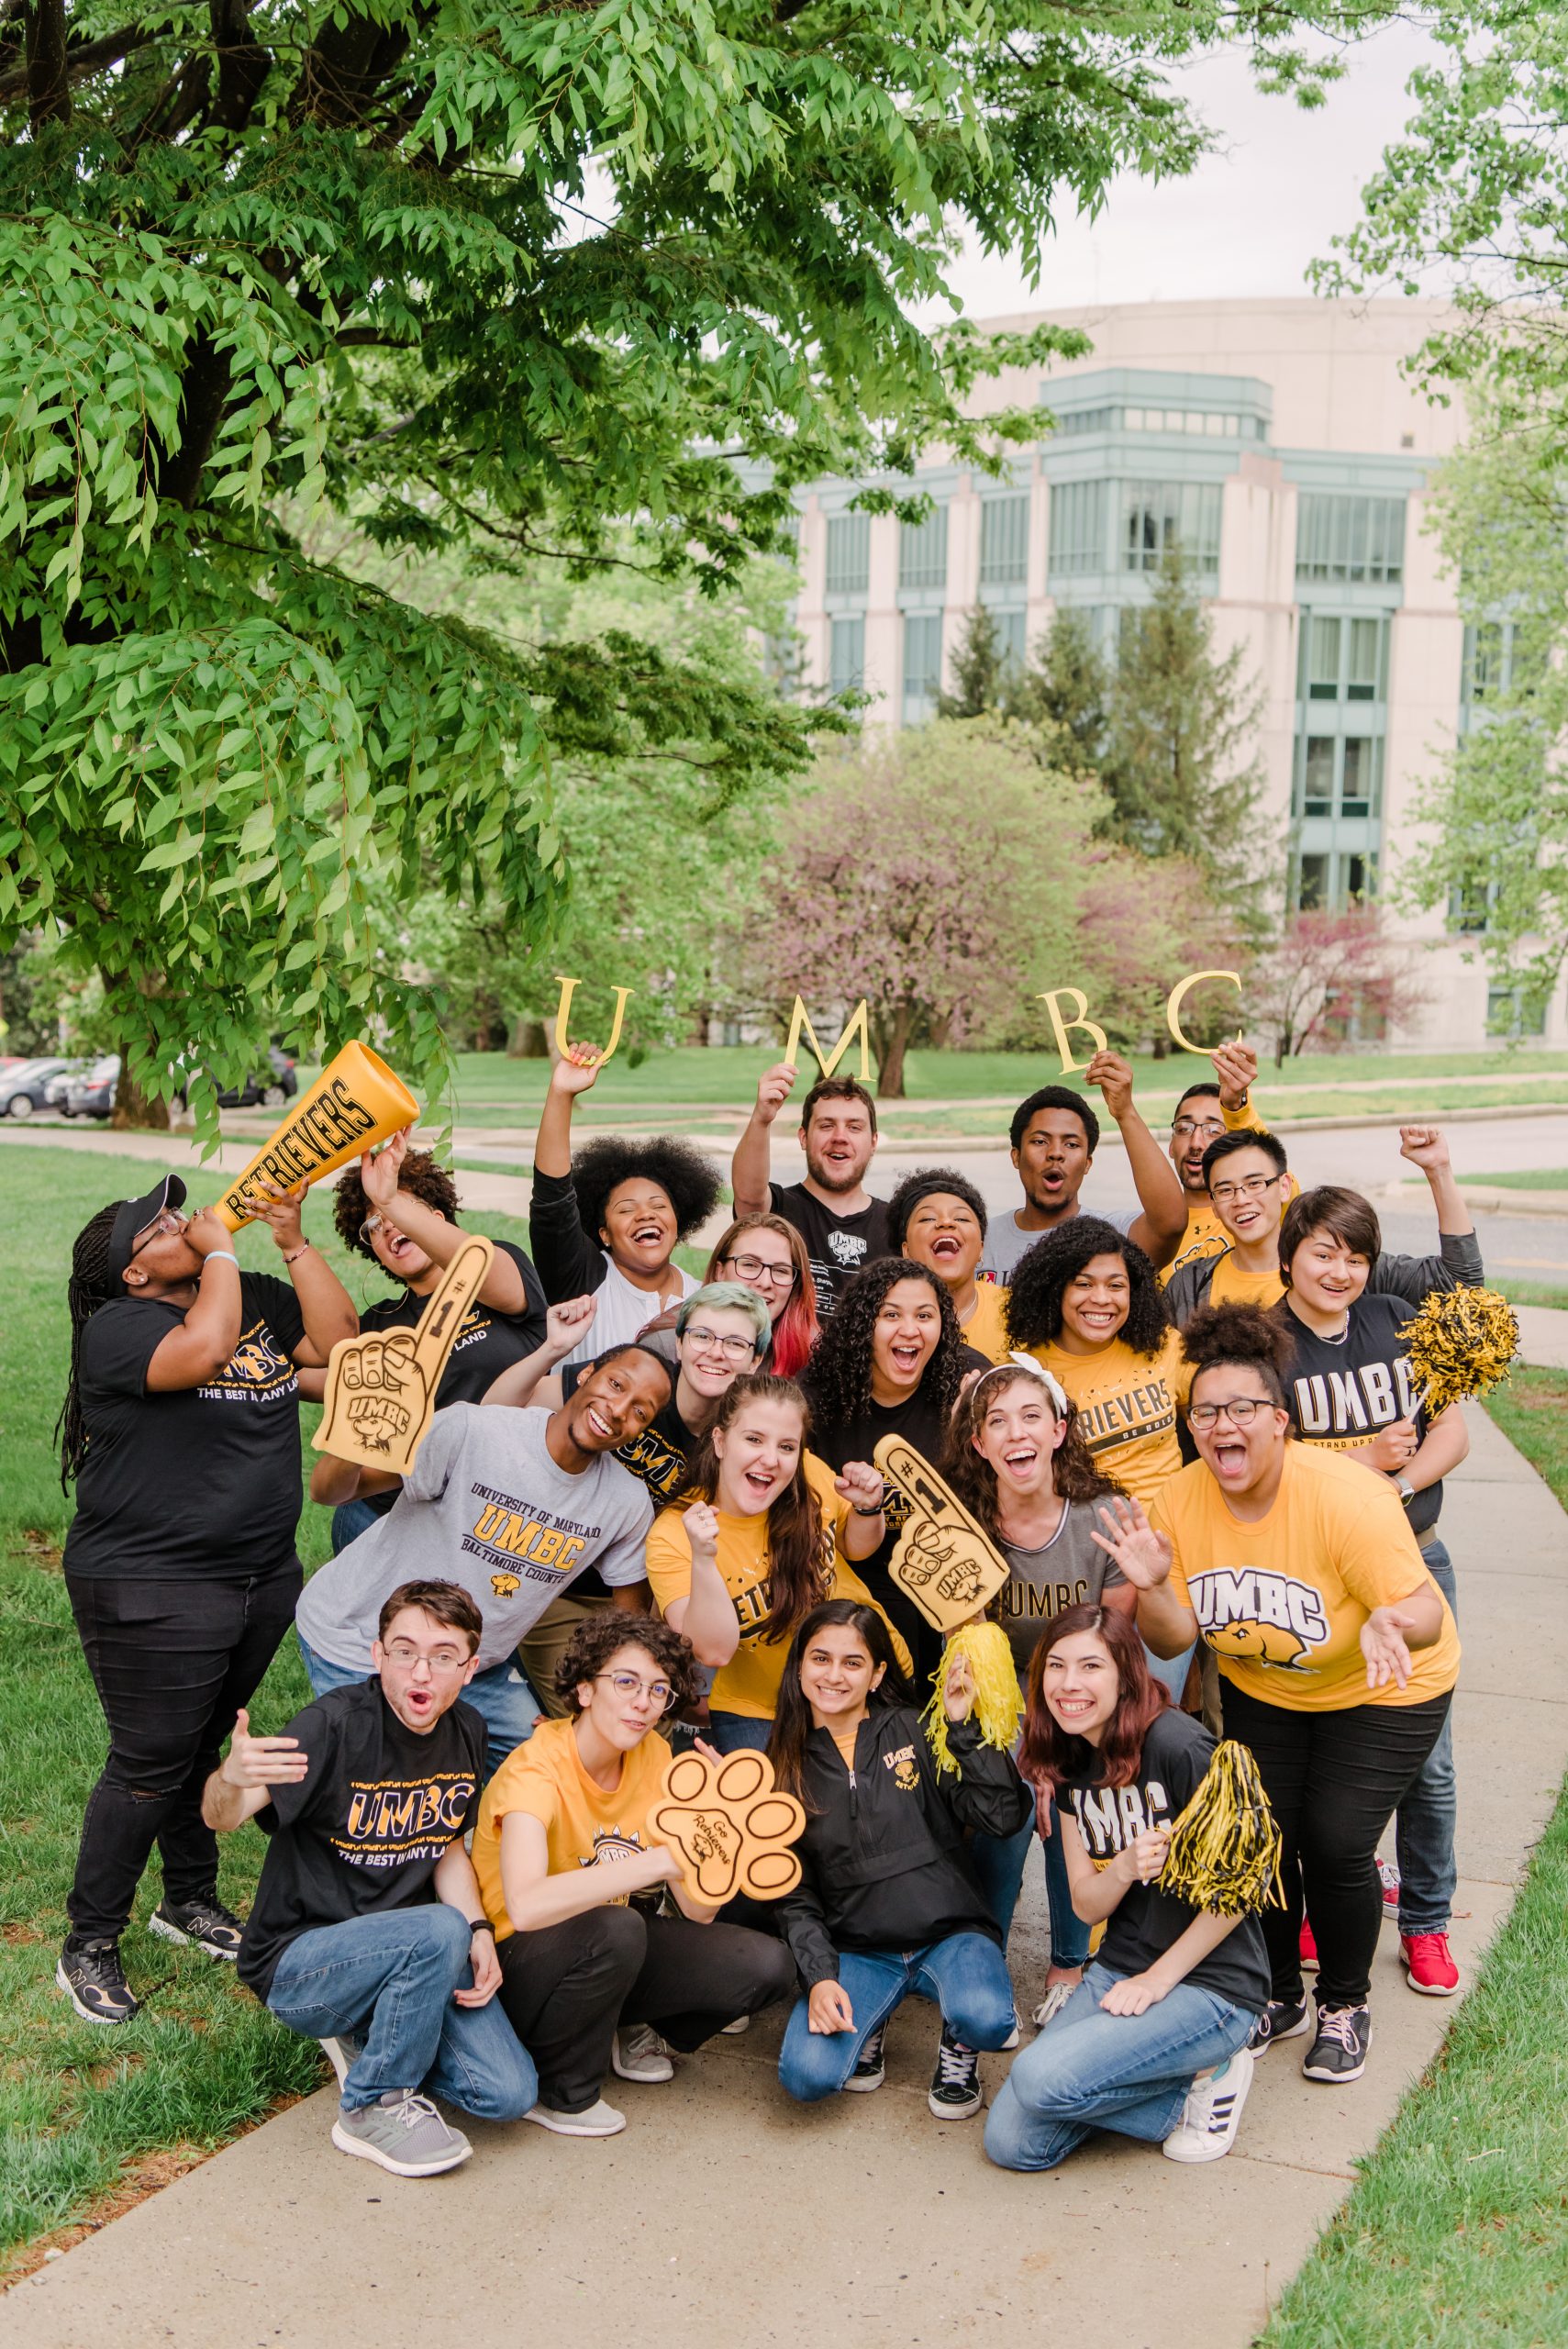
[844,2022,886,2092]
[1302,2002,1371,2084]
[1250,1998,1311,2053]
[57,1938,139,2025]
[150,1895,245,1961]
[928,2024,983,2120]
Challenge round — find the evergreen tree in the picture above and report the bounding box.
[1010,607,1110,765]
[1100,547,1273,915]
[936,607,1008,719]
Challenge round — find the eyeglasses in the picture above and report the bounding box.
[131,1208,187,1257]
[683,1326,761,1361]
[360,1212,404,1244]
[720,1253,796,1290]
[1187,1397,1276,1431]
[1209,1174,1284,1205]
[1172,1118,1226,1142]
[595,1671,675,1710]
[382,1642,471,1675]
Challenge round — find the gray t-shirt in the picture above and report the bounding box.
[979,1203,1136,1284]
[295,1404,652,1674]
[997,1500,1127,1678]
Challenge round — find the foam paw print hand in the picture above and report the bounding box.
[650,1750,806,1905]
[313,1236,495,1477]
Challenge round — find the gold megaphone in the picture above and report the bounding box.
[213,1042,420,1231]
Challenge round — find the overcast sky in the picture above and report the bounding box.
[922,20,1439,325]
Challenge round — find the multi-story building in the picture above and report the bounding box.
[788,297,1554,1052]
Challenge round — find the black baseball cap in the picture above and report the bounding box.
[106,1173,189,1287]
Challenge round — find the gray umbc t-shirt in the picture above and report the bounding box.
[997,1499,1127,1678]
[979,1204,1136,1285]
[295,1404,652,1674]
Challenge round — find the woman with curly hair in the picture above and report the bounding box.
[311,1128,549,1549]
[941,1358,1137,2021]
[886,1166,1009,1364]
[637,1212,819,1380]
[803,1257,990,1682]
[528,1042,722,1366]
[1095,1304,1460,2090]
[645,1374,906,1753]
[1004,1217,1186,1512]
[471,1611,797,2135]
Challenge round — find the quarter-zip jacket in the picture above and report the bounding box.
[774,1705,1031,1987]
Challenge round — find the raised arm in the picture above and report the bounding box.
[359,1129,539,1316]
[144,1208,247,1390]
[245,1179,359,1364]
[1090,1496,1197,1659]
[529,1052,611,1302]
[483,1297,597,1408]
[1086,1052,1187,1270]
[731,1063,796,1218]
[201,1707,310,1832]
[1375,1128,1484,1297]
[648,1503,741,1667]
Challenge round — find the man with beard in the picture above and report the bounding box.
[731,1068,890,1318]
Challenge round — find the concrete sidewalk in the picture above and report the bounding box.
[6,1405,1565,2349]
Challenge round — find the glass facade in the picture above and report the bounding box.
[1296,495,1406,586]
[1121,481,1223,579]
[829,615,865,696]
[899,506,948,593]
[825,512,871,596]
[979,494,1029,587]
[902,611,943,723]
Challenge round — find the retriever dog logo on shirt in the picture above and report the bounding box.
[1187,1568,1329,1673]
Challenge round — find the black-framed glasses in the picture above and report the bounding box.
[594,1670,676,1711]
[1188,1397,1276,1431]
[720,1252,797,1290]
[1209,1174,1284,1205]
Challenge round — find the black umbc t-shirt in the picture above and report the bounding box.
[1062,1708,1270,2012]
[1279,1294,1442,1540]
[238,1679,484,2000]
[64,1272,307,1581]
[809,1350,989,1684]
[356,1241,549,1520]
[770,1182,890,1319]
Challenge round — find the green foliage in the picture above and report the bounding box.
[936,606,1012,721]
[1009,606,1111,768]
[3,0,1401,1132]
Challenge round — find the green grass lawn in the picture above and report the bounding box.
[1467,1167,1568,1191]
[1495,1277,1568,1312]
[1260,1365,1568,2349]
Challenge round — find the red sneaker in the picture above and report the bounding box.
[1299,1916,1318,1971]
[1377,1856,1401,1918]
[1400,1932,1460,1996]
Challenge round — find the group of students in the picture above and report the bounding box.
[50,1034,1470,2180]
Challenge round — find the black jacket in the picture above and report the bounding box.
[774,1704,1030,1987]
[1163,1228,1485,1330]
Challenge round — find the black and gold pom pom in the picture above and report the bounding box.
[1401,1286,1520,1419]
[1158,1740,1284,1917]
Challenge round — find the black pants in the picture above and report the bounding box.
[496,1905,797,2113]
[1221,1679,1451,2009]
[66,1562,302,1943]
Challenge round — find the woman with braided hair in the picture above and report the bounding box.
[803,1256,989,1684]
[55,1173,356,2027]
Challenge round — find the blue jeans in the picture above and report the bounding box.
[330,1497,385,1554]
[298,1636,539,1780]
[969,1798,1092,1969]
[1144,1640,1195,1706]
[267,1905,538,2121]
[984,1960,1257,2172]
[779,1932,1016,2102]
[1396,1540,1458,1934]
[706,1710,774,1755]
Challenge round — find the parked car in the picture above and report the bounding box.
[42,1060,93,1108]
[174,1046,299,1112]
[0,1058,73,1118]
[63,1055,121,1119]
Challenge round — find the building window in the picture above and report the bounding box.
[1302,613,1388,700]
[1120,482,1223,580]
[1293,848,1378,914]
[899,507,948,593]
[980,495,1030,587]
[1295,495,1406,586]
[1055,406,1115,436]
[1448,873,1496,935]
[1487,984,1550,1039]
[825,512,871,596]
[902,612,943,723]
[829,616,865,696]
[1302,738,1335,818]
[1122,406,1263,440]
[1296,853,1329,911]
[1047,481,1109,581]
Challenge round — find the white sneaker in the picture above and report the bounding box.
[613,2025,674,2083]
[720,2014,751,2034]
[1162,2046,1254,2164]
[523,2097,627,2138]
[1031,1981,1076,2032]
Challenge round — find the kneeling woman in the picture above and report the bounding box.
[645,1375,906,1754]
[472,1613,795,2139]
[770,1601,1030,2120]
[984,1606,1269,2173]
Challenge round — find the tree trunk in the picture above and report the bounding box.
[876,1004,912,1100]
[111,1065,172,1130]
[506,1016,550,1059]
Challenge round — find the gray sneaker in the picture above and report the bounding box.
[330,2091,472,2176]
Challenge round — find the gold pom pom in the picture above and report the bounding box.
[1158,1739,1284,1917]
[922,1620,1025,1778]
[1400,1286,1520,1419]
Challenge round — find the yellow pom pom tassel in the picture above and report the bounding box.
[1400,1286,1520,1419]
[922,1620,1025,1777]
[1158,1740,1285,1917]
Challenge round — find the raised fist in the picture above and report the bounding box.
[651,1749,806,1903]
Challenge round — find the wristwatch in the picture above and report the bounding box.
[1396,1477,1416,1508]
[466,1918,495,1936]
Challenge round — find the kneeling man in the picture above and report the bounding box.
[206,1579,537,2177]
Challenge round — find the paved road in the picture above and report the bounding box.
[5,1406,1562,2349]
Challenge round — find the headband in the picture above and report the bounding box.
[972,1352,1071,1419]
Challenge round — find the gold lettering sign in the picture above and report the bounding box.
[1166,969,1244,1056]
[1037,988,1108,1077]
[214,1042,419,1231]
[551,974,634,1066]
[783,996,871,1081]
